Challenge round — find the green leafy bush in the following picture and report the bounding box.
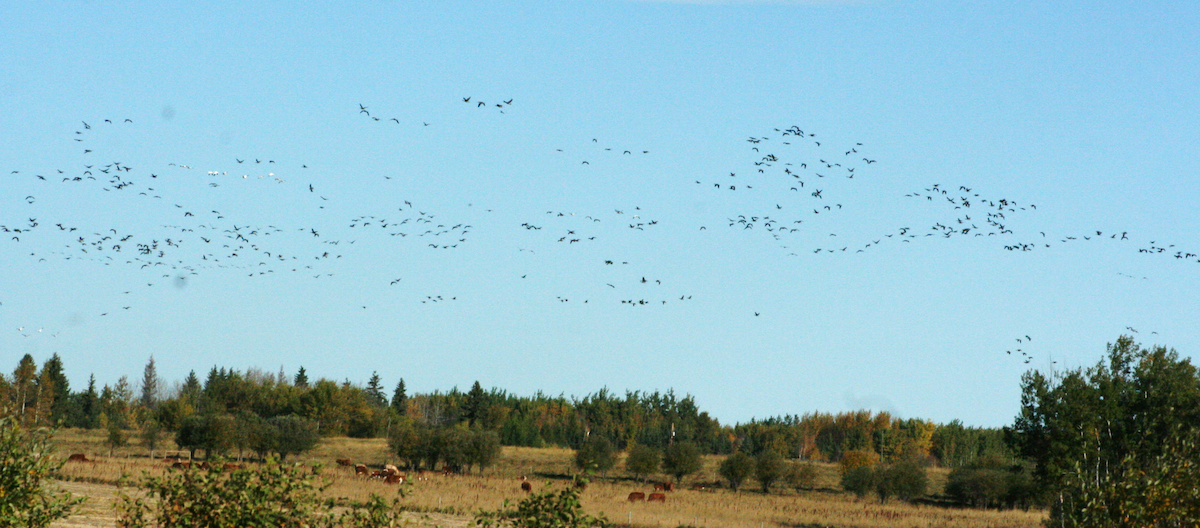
[115,457,404,528]
[785,461,818,491]
[755,450,786,493]
[718,452,755,491]
[475,481,611,528]
[573,436,616,475]
[0,418,82,528]
[624,443,660,482]
[661,442,702,485]
[840,466,877,499]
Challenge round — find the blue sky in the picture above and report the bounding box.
[2,1,1198,427]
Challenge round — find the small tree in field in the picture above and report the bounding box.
[661,442,703,485]
[718,452,755,491]
[755,450,786,493]
[0,418,83,526]
[786,461,819,491]
[574,436,616,476]
[624,444,660,482]
[105,419,128,457]
[139,419,165,459]
[270,415,319,460]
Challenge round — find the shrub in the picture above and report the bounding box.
[879,461,927,503]
[269,415,319,460]
[624,443,660,482]
[718,452,755,491]
[661,442,702,484]
[785,461,819,491]
[115,456,404,528]
[574,436,616,475]
[475,481,611,528]
[840,466,877,499]
[755,451,786,493]
[0,418,83,527]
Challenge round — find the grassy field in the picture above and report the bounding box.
[48,428,1045,528]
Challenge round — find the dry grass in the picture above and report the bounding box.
[47,429,1045,528]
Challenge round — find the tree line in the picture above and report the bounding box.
[1,353,1013,469]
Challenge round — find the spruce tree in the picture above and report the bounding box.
[466,381,486,426]
[365,371,386,407]
[390,378,408,415]
[76,374,100,429]
[140,355,159,409]
[294,366,309,388]
[181,370,201,404]
[42,354,71,423]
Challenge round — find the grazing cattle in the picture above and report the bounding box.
[648,493,667,502]
[689,484,707,491]
[336,458,352,467]
[663,482,675,492]
[384,473,404,484]
[653,482,665,491]
[520,481,532,492]
[627,492,646,502]
[67,453,88,462]
[171,461,191,469]
[355,464,369,477]
[385,464,399,474]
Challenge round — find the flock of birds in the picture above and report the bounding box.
[1,97,1188,366]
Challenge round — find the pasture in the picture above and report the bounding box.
[48,429,1045,528]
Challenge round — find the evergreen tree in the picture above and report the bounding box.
[294,366,309,389]
[466,381,486,426]
[390,378,408,415]
[140,355,159,409]
[75,374,100,429]
[365,371,386,407]
[41,354,71,424]
[181,370,201,404]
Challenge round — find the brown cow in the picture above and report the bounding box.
[653,482,665,491]
[520,481,532,492]
[67,453,88,462]
[171,461,191,469]
[627,492,646,502]
[355,464,369,477]
[648,493,667,502]
[663,482,675,492]
[336,458,352,467]
[384,473,404,484]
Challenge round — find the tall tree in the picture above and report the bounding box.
[1008,336,1200,525]
[181,370,201,404]
[390,378,408,415]
[13,354,39,423]
[365,371,386,407]
[466,381,486,426]
[75,375,100,429]
[41,354,71,424]
[140,355,159,409]
[294,366,309,389]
